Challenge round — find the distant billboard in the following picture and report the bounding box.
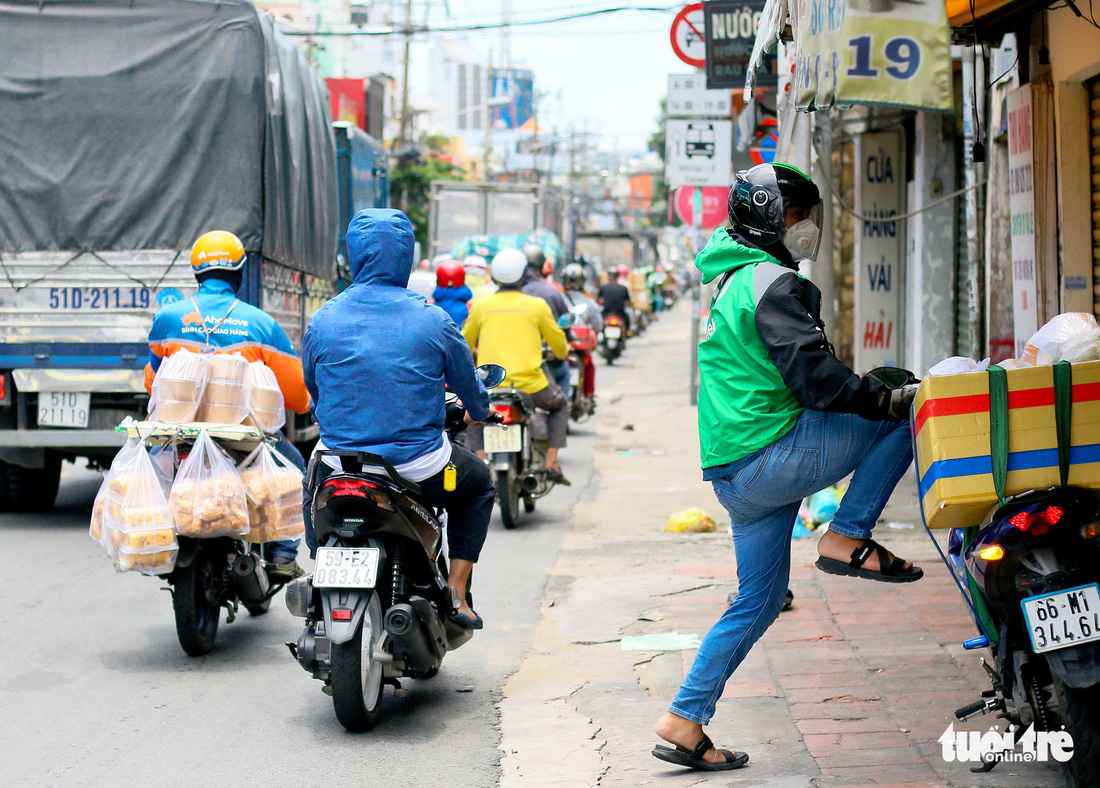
[490,68,534,130]
[326,78,366,130]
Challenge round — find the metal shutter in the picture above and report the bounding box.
[1091,77,1100,315]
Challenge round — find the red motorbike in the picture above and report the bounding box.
[567,324,597,422]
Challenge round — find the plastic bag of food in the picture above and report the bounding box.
[200,353,250,424]
[238,443,304,543]
[664,508,717,533]
[928,356,991,376]
[247,362,285,433]
[151,349,210,423]
[169,430,249,538]
[100,440,178,575]
[90,439,141,543]
[1023,312,1100,366]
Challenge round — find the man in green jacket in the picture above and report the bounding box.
[652,163,920,772]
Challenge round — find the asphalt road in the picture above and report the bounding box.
[0,380,622,786]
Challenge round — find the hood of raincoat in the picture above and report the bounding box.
[347,209,415,287]
[695,228,784,285]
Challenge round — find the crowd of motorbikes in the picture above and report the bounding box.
[92,261,1100,787]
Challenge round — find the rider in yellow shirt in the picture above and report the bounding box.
[463,248,571,482]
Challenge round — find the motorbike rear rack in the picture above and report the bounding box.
[116,417,270,451]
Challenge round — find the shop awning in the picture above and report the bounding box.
[946,0,1018,26]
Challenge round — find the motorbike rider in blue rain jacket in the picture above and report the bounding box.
[302,209,496,629]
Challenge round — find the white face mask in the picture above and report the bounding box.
[783,219,821,261]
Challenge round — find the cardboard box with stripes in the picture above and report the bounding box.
[913,360,1100,530]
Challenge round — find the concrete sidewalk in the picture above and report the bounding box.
[497,301,1066,787]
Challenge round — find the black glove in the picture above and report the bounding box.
[482,410,505,425]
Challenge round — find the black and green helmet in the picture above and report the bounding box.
[727,163,821,247]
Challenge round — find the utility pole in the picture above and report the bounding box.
[397,0,414,149]
[482,50,493,182]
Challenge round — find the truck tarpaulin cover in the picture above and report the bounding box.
[0,0,338,278]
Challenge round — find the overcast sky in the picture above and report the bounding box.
[409,2,689,154]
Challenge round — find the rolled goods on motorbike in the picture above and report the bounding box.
[239,443,305,543]
[96,440,179,576]
[199,353,250,425]
[916,360,1100,786]
[169,431,250,538]
[151,350,211,423]
[247,361,286,432]
[914,360,1100,530]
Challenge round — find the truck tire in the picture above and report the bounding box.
[5,454,61,512]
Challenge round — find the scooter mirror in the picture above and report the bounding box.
[570,303,587,315]
[477,364,507,389]
[558,314,577,329]
[866,366,918,388]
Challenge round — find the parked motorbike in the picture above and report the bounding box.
[894,359,1100,787]
[946,488,1100,784]
[285,364,506,732]
[598,314,626,365]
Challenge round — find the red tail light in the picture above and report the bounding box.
[332,609,352,621]
[607,316,620,326]
[327,478,379,498]
[493,404,520,424]
[1008,506,1064,536]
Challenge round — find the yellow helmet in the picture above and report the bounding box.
[190,231,246,275]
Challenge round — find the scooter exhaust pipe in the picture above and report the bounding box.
[384,603,437,672]
[232,554,270,603]
[521,474,540,493]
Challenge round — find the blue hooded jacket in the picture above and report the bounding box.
[431,284,473,327]
[302,210,491,465]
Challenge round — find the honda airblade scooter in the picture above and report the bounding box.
[285,364,506,732]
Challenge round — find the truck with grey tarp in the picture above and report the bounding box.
[0,0,339,510]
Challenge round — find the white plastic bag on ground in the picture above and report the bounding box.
[169,430,249,538]
[151,350,210,422]
[100,440,178,575]
[238,443,304,543]
[1023,312,1100,365]
[928,356,991,376]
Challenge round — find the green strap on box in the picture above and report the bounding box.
[988,361,1073,505]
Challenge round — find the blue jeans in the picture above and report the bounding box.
[265,433,304,563]
[548,358,571,401]
[669,410,912,725]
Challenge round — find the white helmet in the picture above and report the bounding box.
[462,254,488,276]
[490,248,527,285]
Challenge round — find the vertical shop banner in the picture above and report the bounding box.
[1007,86,1038,357]
[788,0,952,111]
[854,132,904,371]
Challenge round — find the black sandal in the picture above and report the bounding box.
[815,538,923,583]
[651,733,749,771]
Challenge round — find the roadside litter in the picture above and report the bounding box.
[664,508,716,533]
[621,632,702,651]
